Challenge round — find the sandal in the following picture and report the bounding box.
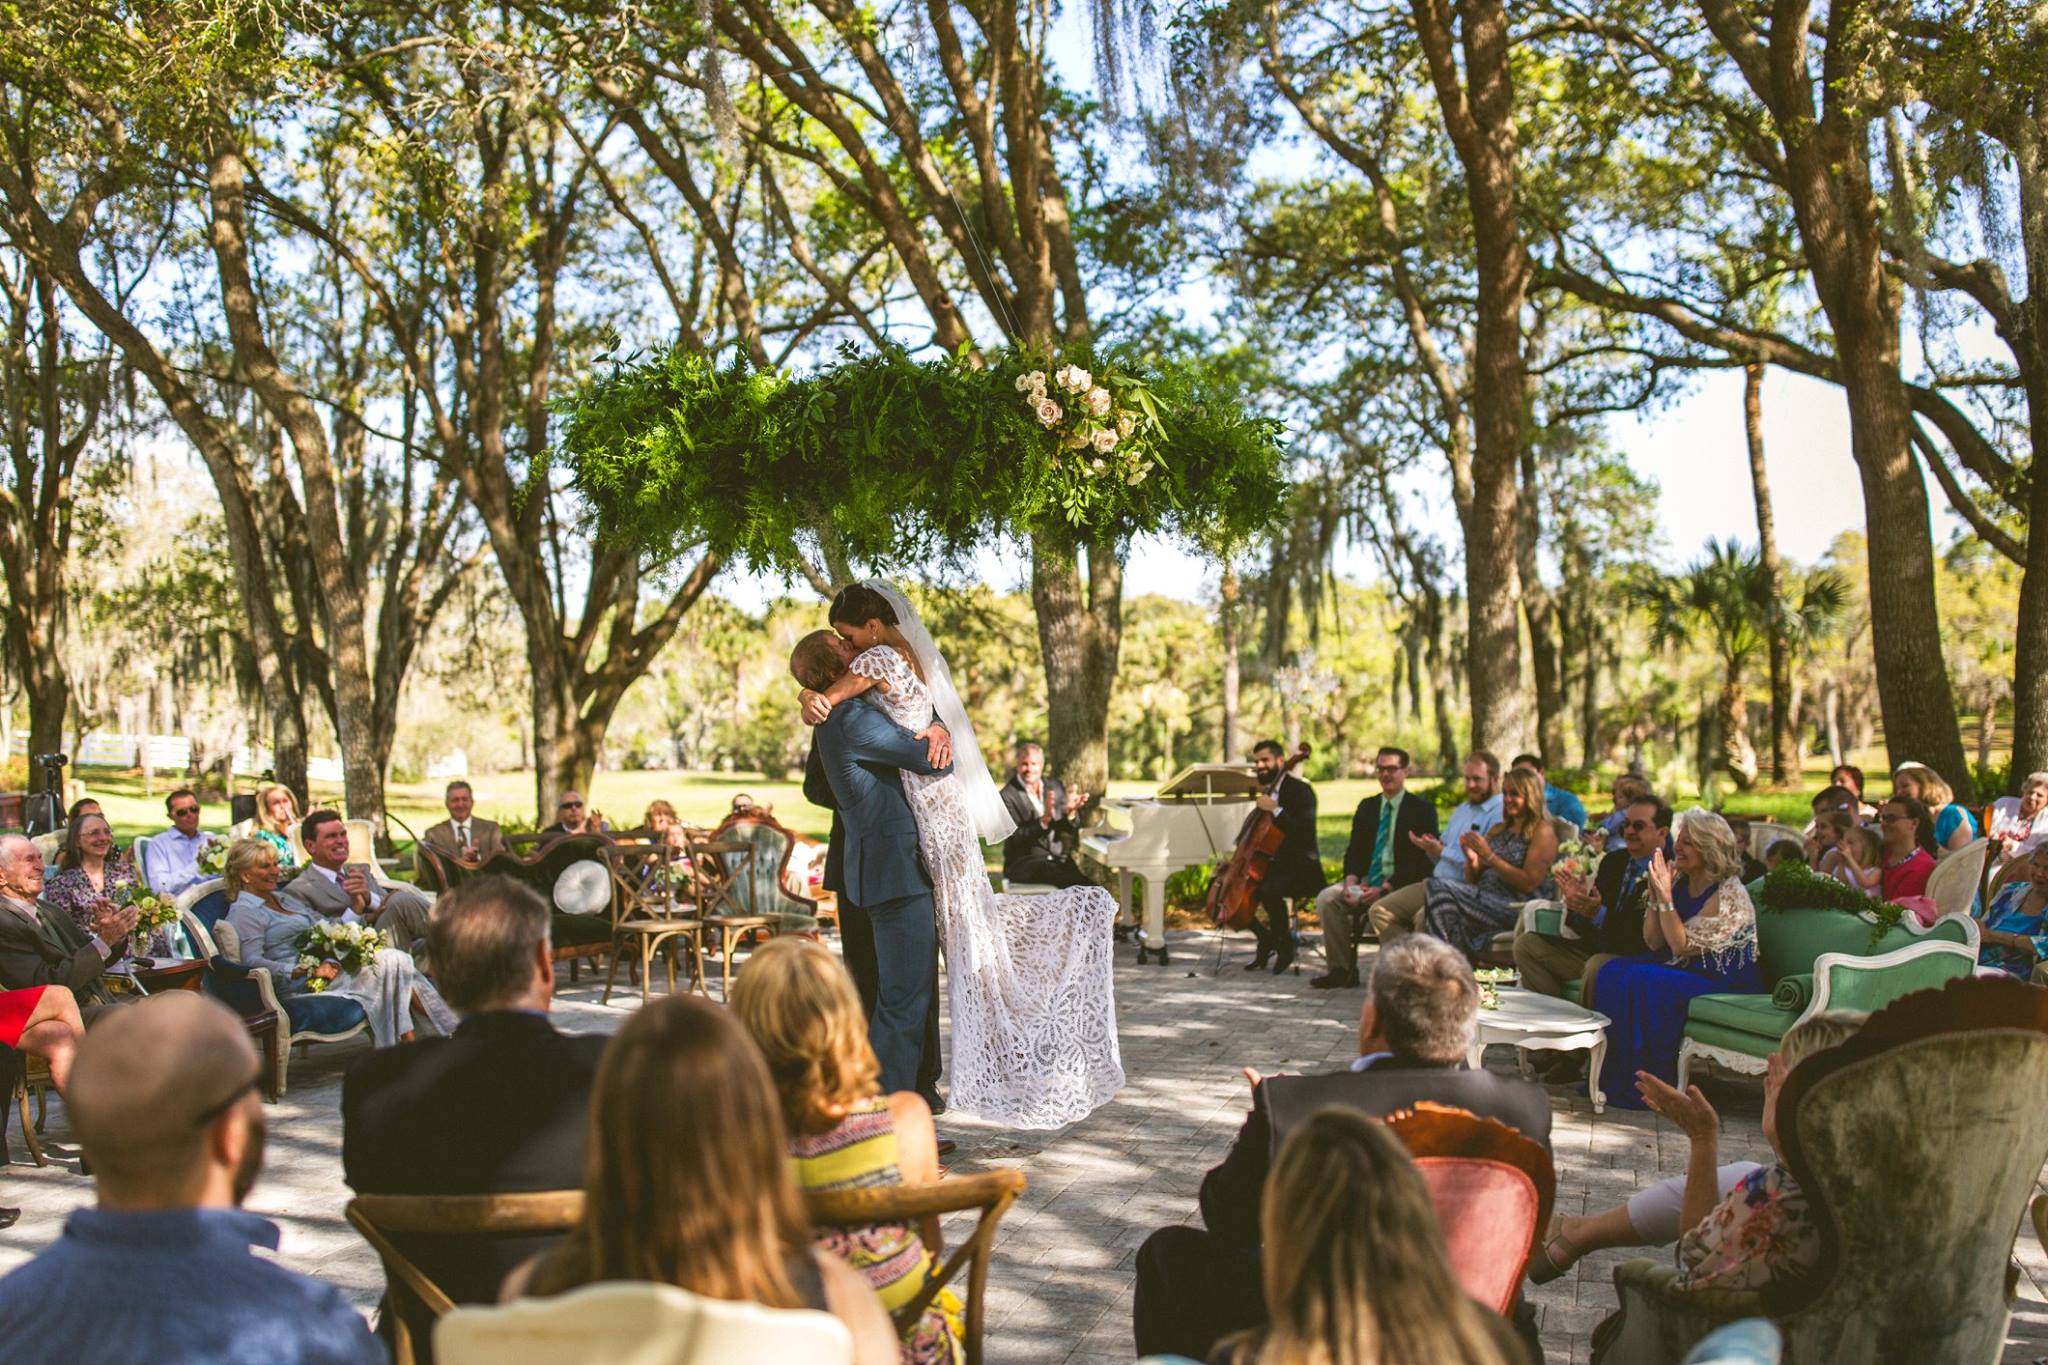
[1527,1225,1580,1285]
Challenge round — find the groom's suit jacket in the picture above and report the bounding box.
[811,694,952,907]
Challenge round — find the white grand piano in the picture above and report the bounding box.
[1080,764,1260,965]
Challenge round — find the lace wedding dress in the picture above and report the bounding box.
[851,645,1124,1129]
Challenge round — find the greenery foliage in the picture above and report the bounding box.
[558,342,1289,576]
[1753,859,1913,948]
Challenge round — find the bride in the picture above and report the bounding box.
[800,581,1123,1130]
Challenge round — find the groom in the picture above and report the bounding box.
[790,630,953,1093]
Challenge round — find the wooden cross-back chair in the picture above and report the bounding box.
[349,1167,1027,1365]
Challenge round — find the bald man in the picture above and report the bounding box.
[0,994,380,1363]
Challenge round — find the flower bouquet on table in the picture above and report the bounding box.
[196,835,230,878]
[290,920,385,991]
[1474,966,1517,1010]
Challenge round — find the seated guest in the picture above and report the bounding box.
[508,995,898,1364]
[1877,796,1939,901]
[145,788,212,896]
[1805,783,1861,837]
[1597,774,1653,852]
[44,812,153,950]
[1831,824,1883,897]
[65,797,103,825]
[999,740,1094,889]
[417,779,504,874]
[731,937,963,1364]
[1370,751,1502,941]
[250,782,303,868]
[731,792,760,815]
[1512,752,1586,829]
[1762,839,1805,873]
[343,878,606,1310]
[1132,936,1550,1360]
[1892,761,1978,852]
[1214,1108,1528,1365]
[0,983,84,1091]
[1422,768,1558,962]
[1830,763,1877,818]
[1591,810,1763,1109]
[227,839,454,1044]
[0,993,382,1364]
[1987,772,2048,869]
[1805,808,1853,870]
[1528,1011,1865,1288]
[1311,746,1438,990]
[1720,816,1770,883]
[1514,795,1671,1003]
[0,833,134,1017]
[540,791,593,838]
[284,810,435,956]
[1978,848,2048,983]
[643,799,689,849]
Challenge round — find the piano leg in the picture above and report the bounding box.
[1135,876,1171,966]
[1115,871,1135,931]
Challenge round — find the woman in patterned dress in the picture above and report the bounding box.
[799,583,1122,1131]
[1421,767,1558,960]
[732,937,963,1365]
[43,813,160,954]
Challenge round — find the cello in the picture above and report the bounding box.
[1206,741,1312,930]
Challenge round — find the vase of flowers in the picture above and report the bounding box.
[290,921,385,991]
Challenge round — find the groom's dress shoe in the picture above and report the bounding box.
[1271,943,1296,974]
[936,1137,957,1158]
[0,1208,17,1230]
[1243,949,1271,972]
[919,1089,947,1117]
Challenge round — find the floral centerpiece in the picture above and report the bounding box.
[290,921,385,991]
[125,889,180,956]
[1474,965,1517,1010]
[196,835,229,878]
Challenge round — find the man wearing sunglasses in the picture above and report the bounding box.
[0,993,381,1361]
[1514,794,1674,1003]
[541,791,594,839]
[145,788,212,897]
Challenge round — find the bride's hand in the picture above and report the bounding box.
[917,724,953,769]
[799,689,833,726]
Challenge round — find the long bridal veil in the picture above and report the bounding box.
[865,579,1018,844]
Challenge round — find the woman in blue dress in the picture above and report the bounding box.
[1592,808,1763,1109]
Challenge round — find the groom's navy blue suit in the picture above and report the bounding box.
[811,693,952,1093]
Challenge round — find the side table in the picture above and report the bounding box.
[1468,987,1613,1113]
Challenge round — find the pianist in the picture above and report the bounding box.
[999,741,1095,890]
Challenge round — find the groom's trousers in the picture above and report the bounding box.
[838,895,942,1100]
[864,889,939,1095]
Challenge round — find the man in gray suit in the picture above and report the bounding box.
[416,780,505,877]
[0,833,133,1016]
[791,629,952,1094]
[283,811,435,957]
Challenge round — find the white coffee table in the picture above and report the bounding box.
[1467,987,1613,1112]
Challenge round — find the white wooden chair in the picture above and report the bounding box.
[434,1281,853,1365]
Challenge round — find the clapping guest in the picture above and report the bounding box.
[1977,848,2048,983]
[225,839,454,1046]
[1213,1108,1526,1365]
[0,833,133,1014]
[418,780,505,873]
[999,741,1094,890]
[1369,752,1502,942]
[509,995,899,1365]
[44,812,146,944]
[1514,796,1671,1003]
[1597,774,1653,853]
[1891,762,1978,852]
[1589,810,1763,1109]
[731,938,963,1365]
[0,993,382,1364]
[1987,772,2048,869]
[145,788,212,896]
[542,791,593,837]
[1528,1011,1864,1288]
[1876,797,1939,901]
[1421,768,1557,962]
[343,878,606,1310]
[250,783,303,868]
[284,810,435,956]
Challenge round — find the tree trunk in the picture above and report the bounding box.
[1744,363,1796,785]
[1979,694,1998,775]
[2010,362,2048,789]
[1220,563,1243,763]
[1409,0,1530,757]
[1422,583,1459,772]
[1030,529,1123,795]
[1719,670,1759,788]
[1824,681,1844,766]
[1579,630,1603,771]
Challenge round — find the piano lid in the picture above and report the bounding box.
[1152,763,1261,800]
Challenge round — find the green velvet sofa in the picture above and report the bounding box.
[1675,906,1979,1086]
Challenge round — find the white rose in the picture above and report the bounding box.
[1086,386,1112,416]
[1092,427,1118,452]
[1070,367,1092,392]
[1116,413,1135,437]
[1028,370,1047,391]
[1014,373,1034,392]
[1036,398,1062,426]
[1090,457,1106,473]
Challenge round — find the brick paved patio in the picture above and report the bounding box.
[4,928,2046,1363]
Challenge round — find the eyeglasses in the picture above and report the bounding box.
[190,1069,264,1128]
[560,800,584,809]
[1374,765,1404,775]
[1623,819,1656,832]
[171,806,199,817]
[1879,813,1912,824]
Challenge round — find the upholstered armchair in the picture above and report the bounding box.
[1385,1103,1554,1315]
[1592,974,2048,1364]
[708,813,820,933]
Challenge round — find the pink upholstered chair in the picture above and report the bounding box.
[1385,1102,1556,1314]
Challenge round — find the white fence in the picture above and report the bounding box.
[11,733,339,778]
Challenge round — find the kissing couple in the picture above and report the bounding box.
[791,581,1123,1131]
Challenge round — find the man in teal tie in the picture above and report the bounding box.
[1311,748,1439,989]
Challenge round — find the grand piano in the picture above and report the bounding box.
[1080,764,1259,965]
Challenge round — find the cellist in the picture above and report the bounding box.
[1243,739,1327,974]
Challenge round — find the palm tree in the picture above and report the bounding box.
[1630,541,1847,788]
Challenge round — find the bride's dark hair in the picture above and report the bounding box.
[829,583,897,628]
